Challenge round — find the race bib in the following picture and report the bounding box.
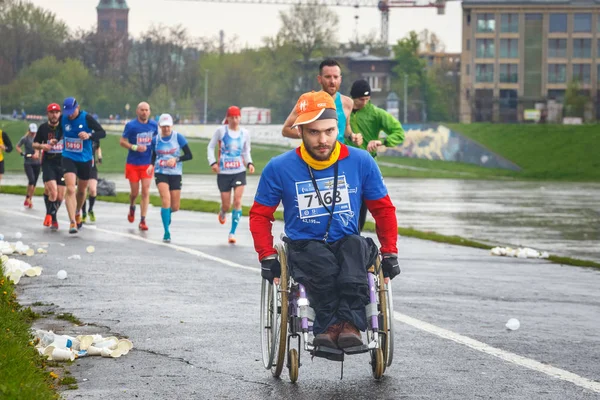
[222,157,242,170]
[48,141,64,154]
[65,137,83,153]
[136,132,153,146]
[296,175,351,219]
[158,159,175,169]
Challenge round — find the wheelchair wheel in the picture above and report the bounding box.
[383,281,395,367]
[376,259,394,369]
[270,243,289,378]
[371,347,384,380]
[288,348,299,383]
[260,279,277,369]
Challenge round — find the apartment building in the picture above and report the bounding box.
[461,0,600,122]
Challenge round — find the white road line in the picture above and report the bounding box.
[4,209,257,273]
[3,206,600,394]
[394,312,600,393]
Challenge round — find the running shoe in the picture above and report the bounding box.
[163,232,171,243]
[76,214,83,229]
[218,210,226,225]
[28,199,33,209]
[139,220,148,231]
[81,213,87,224]
[43,214,52,227]
[128,207,135,223]
[89,211,96,223]
[51,221,59,231]
[23,198,29,207]
[228,234,236,244]
[69,222,78,234]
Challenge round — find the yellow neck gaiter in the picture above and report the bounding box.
[300,141,341,170]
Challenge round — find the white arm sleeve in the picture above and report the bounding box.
[207,128,222,165]
[242,130,253,165]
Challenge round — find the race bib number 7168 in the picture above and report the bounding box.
[295,175,351,219]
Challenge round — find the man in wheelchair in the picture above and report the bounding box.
[250,90,400,350]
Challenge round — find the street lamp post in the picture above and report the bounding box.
[403,73,408,124]
[204,69,209,124]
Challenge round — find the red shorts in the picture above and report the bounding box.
[125,163,153,182]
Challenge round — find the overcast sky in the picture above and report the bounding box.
[30,0,463,52]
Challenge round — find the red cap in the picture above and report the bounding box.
[47,103,60,112]
[226,106,241,118]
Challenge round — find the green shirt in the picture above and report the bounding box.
[349,102,405,157]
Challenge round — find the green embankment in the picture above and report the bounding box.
[3,120,598,181]
[447,123,600,181]
[0,259,58,399]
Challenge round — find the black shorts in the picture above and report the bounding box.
[62,158,93,181]
[0,160,4,174]
[89,163,98,180]
[155,173,182,191]
[24,164,41,186]
[42,162,65,186]
[217,171,246,193]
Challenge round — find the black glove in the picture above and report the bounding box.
[261,257,281,284]
[382,255,400,280]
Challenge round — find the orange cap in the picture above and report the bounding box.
[292,91,337,128]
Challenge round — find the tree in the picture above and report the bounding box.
[130,24,193,98]
[391,30,457,122]
[564,80,587,119]
[277,3,339,92]
[0,0,69,83]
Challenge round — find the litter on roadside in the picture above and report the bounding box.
[490,247,549,259]
[33,330,133,361]
[1,255,42,284]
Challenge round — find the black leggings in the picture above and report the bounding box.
[24,164,41,186]
[286,235,379,334]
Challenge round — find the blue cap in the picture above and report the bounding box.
[63,97,78,117]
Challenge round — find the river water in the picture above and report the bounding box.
[2,173,599,262]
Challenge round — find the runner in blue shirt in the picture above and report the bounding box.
[60,97,106,234]
[148,113,193,243]
[120,102,158,231]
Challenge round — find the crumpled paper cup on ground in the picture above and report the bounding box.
[25,266,42,277]
[79,335,94,350]
[101,347,122,358]
[86,346,103,356]
[8,272,21,284]
[94,338,118,350]
[117,339,133,355]
[44,346,75,361]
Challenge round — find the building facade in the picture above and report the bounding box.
[97,0,129,35]
[461,0,600,123]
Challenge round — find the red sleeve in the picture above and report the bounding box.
[249,201,279,261]
[365,195,398,254]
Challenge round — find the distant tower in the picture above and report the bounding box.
[97,0,129,36]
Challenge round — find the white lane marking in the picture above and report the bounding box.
[3,207,600,393]
[4,209,257,273]
[394,312,600,393]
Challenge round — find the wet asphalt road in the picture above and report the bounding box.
[0,194,599,399]
[3,173,599,262]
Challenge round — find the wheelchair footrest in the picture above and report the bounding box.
[311,346,344,362]
[342,344,370,355]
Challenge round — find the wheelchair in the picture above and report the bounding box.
[260,242,395,383]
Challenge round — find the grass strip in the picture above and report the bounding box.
[2,185,599,270]
[0,259,58,399]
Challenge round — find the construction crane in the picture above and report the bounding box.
[171,0,450,44]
